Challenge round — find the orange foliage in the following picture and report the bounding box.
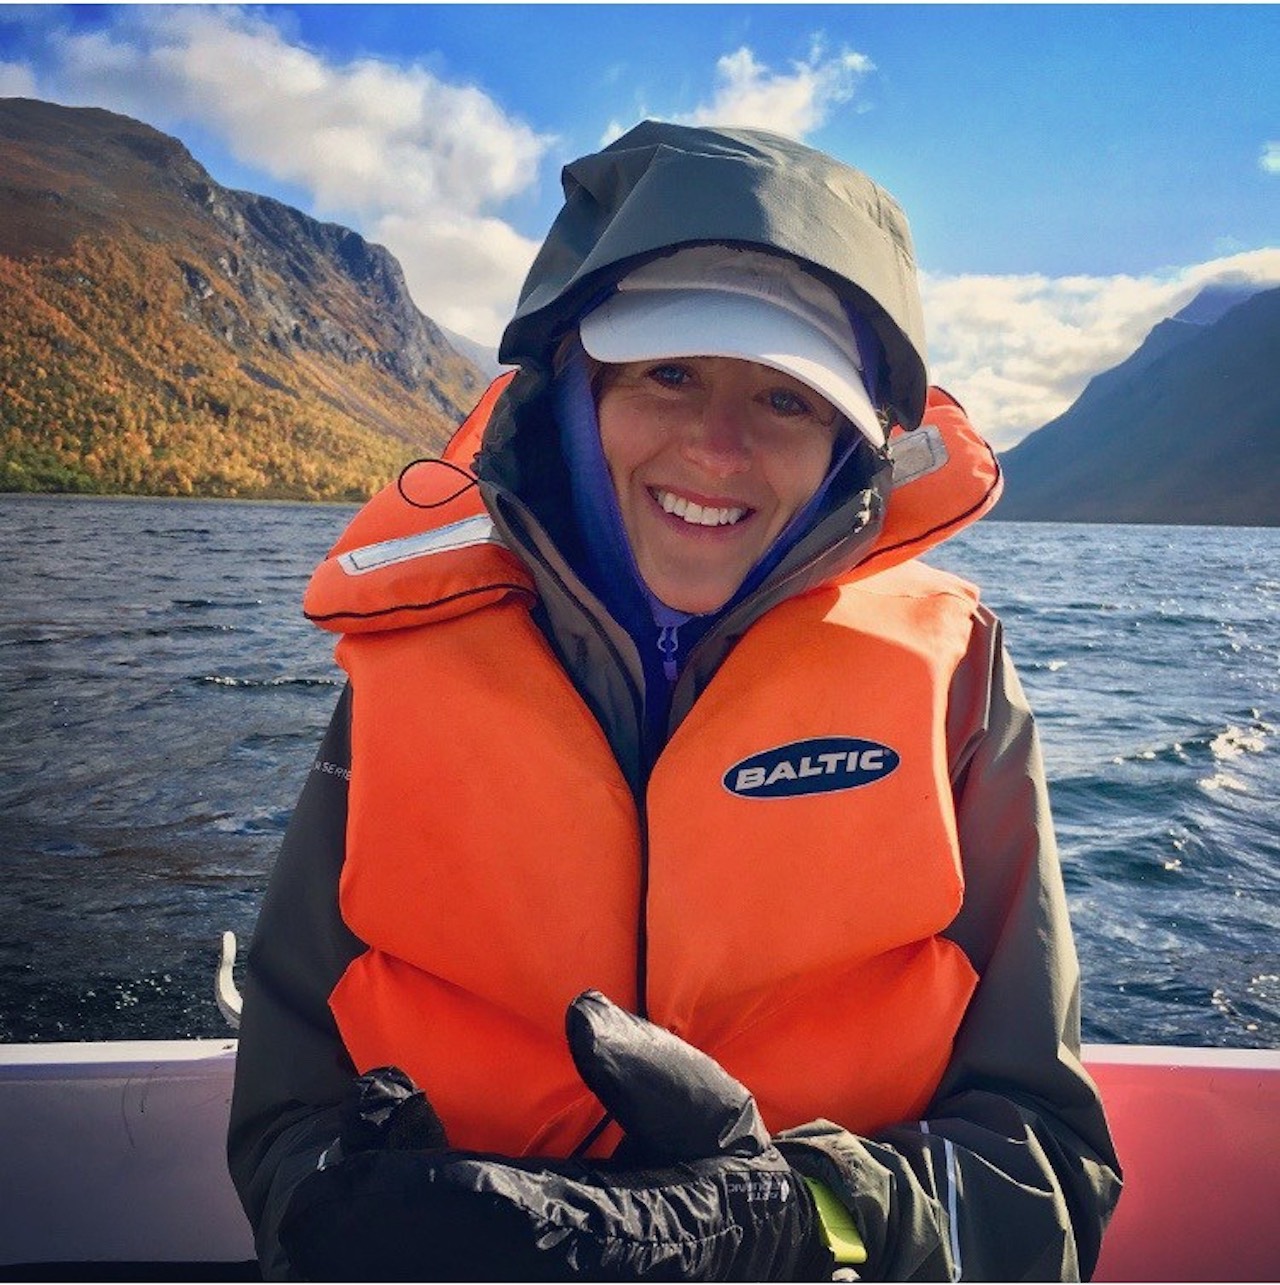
[0,239,460,499]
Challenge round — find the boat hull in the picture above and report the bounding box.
[1,1040,1277,1279]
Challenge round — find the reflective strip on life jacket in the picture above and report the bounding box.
[303,460,535,635]
[862,386,1002,579]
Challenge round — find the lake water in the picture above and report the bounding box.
[1,494,1276,1048]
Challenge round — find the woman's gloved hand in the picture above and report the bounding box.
[278,991,836,1281]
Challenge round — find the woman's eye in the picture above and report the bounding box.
[766,388,811,417]
[646,363,692,389]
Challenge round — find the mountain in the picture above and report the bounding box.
[441,325,508,379]
[994,285,1280,525]
[0,98,486,500]
[1171,282,1262,326]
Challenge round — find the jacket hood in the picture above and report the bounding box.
[499,120,929,431]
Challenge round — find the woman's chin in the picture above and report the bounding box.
[644,574,739,616]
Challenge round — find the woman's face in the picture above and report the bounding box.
[596,355,841,614]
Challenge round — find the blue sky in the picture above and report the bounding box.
[1,3,1277,447]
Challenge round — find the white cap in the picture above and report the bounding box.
[578,245,883,447]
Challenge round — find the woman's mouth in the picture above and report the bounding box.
[650,487,749,528]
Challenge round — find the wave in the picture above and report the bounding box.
[1097,713,1273,772]
[194,674,340,689]
[209,805,293,836]
[1209,723,1271,758]
[1198,719,1270,792]
[172,597,266,611]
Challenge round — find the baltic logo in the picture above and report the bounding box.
[723,736,900,799]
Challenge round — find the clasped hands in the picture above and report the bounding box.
[279,990,835,1281]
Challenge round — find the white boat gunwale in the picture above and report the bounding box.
[2,1039,1277,1280]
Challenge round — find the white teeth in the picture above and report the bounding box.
[654,489,746,527]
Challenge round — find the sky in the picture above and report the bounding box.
[0,3,1277,449]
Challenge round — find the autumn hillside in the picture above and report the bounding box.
[0,98,486,500]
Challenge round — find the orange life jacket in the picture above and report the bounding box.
[304,381,999,1158]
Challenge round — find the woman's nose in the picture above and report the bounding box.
[679,394,751,475]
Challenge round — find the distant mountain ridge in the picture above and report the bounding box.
[0,97,484,499]
[994,285,1280,525]
[441,326,507,379]
[1171,282,1262,326]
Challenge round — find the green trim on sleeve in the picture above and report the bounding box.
[803,1176,868,1265]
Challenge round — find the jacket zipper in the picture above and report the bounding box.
[656,622,681,682]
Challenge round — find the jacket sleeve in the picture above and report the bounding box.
[227,685,365,1280]
[777,607,1123,1282]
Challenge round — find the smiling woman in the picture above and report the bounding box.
[228,119,1121,1282]
[594,353,842,613]
[577,243,874,616]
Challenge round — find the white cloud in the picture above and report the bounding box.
[28,16,872,337]
[599,38,872,148]
[42,6,551,344]
[599,117,636,148]
[1261,141,1280,175]
[681,39,874,140]
[923,248,1280,451]
[0,59,38,97]
[372,208,546,350]
[17,8,1278,421]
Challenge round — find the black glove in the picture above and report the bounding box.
[279,990,835,1281]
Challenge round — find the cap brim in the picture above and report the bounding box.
[579,288,884,448]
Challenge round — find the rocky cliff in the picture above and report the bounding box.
[0,97,485,499]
